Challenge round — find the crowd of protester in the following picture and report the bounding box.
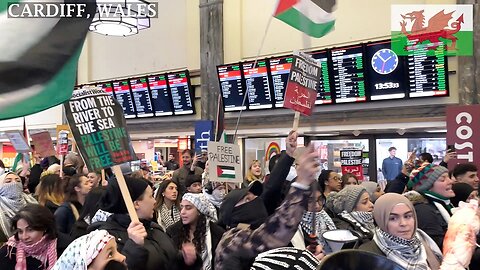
[0,130,479,269]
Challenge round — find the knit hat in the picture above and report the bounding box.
[100,177,149,214]
[182,193,218,221]
[332,185,367,214]
[185,174,202,188]
[407,164,449,192]
[451,182,474,207]
[251,247,320,270]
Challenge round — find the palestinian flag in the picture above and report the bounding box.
[217,165,235,179]
[274,0,336,38]
[0,0,96,120]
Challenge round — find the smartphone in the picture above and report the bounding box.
[447,145,455,152]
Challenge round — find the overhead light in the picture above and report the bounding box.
[89,0,151,37]
[426,129,447,133]
[352,130,361,137]
[396,128,406,135]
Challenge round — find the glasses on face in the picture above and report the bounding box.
[329,176,342,182]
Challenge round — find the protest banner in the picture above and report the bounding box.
[64,87,138,222]
[446,104,480,170]
[195,120,213,154]
[340,149,364,180]
[30,131,56,158]
[207,141,242,183]
[5,131,31,153]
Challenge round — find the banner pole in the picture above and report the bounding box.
[112,165,139,223]
[59,155,64,178]
[293,111,300,131]
[101,169,106,186]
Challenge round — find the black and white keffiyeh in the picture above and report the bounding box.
[300,210,336,252]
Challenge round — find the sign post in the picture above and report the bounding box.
[64,87,138,222]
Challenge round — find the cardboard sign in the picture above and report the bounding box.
[207,141,242,183]
[56,125,73,139]
[446,105,480,170]
[30,131,56,157]
[283,51,320,116]
[64,88,136,172]
[5,131,31,153]
[195,120,213,154]
[340,149,364,180]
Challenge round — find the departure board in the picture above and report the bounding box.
[330,45,367,103]
[310,50,333,104]
[268,55,292,108]
[406,42,448,98]
[242,60,273,110]
[112,80,136,118]
[96,82,115,99]
[147,75,174,116]
[365,40,407,101]
[129,78,154,117]
[217,63,247,111]
[167,71,194,115]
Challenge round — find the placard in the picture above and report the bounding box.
[30,131,56,157]
[64,87,136,171]
[283,51,320,116]
[195,120,213,154]
[207,141,242,183]
[5,131,31,153]
[446,105,480,170]
[340,149,364,180]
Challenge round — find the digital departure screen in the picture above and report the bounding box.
[112,80,136,118]
[310,50,333,104]
[406,42,448,98]
[167,71,194,115]
[129,78,154,117]
[217,63,247,111]
[96,82,115,99]
[365,40,407,101]
[330,45,367,103]
[268,55,292,108]
[242,60,273,110]
[147,75,174,116]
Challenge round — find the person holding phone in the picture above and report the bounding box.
[439,146,457,168]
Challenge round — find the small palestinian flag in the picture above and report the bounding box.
[0,0,96,120]
[217,165,235,179]
[274,0,336,38]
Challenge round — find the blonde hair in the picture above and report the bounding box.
[246,160,264,182]
[37,174,64,206]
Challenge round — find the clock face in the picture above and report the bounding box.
[371,49,398,75]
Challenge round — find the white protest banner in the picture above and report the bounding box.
[207,141,242,183]
[5,131,31,153]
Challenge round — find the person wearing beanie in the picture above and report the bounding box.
[451,182,477,207]
[359,193,442,270]
[251,247,320,270]
[328,185,374,244]
[407,163,454,250]
[88,177,178,270]
[166,193,225,270]
[360,181,384,203]
[185,174,202,194]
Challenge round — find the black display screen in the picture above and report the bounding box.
[129,77,154,117]
[167,71,194,115]
[268,55,292,108]
[96,82,115,99]
[365,40,407,100]
[217,63,247,111]
[406,42,448,98]
[330,45,367,103]
[242,60,273,110]
[112,80,136,118]
[147,75,174,116]
[310,50,333,104]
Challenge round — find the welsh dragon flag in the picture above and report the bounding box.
[0,0,96,120]
[274,0,336,38]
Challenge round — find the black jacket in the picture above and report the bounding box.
[88,214,178,270]
[44,200,60,214]
[262,152,295,215]
[54,201,82,235]
[384,173,409,194]
[413,197,448,250]
[359,240,385,256]
[166,220,225,270]
[27,164,43,194]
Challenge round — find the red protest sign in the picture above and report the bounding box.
[30,131,56,157]
[283,51,319,116]
[446,105,480,170]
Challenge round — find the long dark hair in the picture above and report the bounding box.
[154,179,180,209]
[64,174,86,202]
[11,204,57,241]
[178,214,207,254]
[78,186,106,223]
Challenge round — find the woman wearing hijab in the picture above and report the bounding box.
[328,185,375,243]
[360,193,442,270]
[0,172,37,238]
[167,193,225,269]
[53,230,126,270]
[0,204,58,270]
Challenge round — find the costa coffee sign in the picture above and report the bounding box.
[446,105,480,170]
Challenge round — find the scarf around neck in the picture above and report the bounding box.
[159,204,180,229]
[300,210,336,252]
[349,211,375,232]
[0,182,37,236]
[6,235,57,270]
[200,221,213,270]
[423,191,453,222]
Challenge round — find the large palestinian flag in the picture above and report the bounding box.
[274,0,336,38]
[0,0,96,120]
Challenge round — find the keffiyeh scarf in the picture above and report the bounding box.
[5,235,57,270]
[338,211,374,236]
[159,204,180,229]
[300,210,336,252]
